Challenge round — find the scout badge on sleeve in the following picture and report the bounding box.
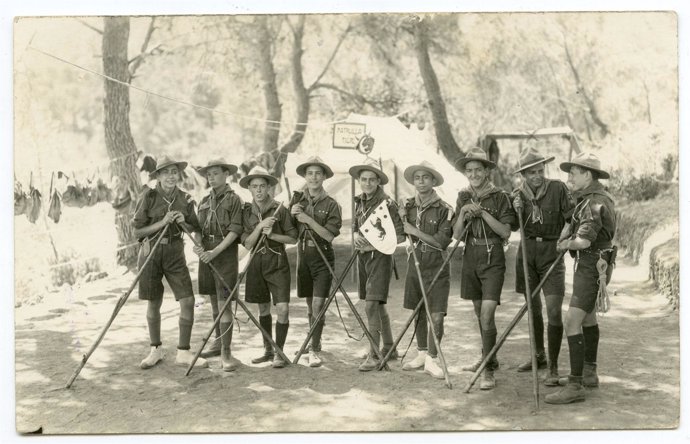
[359,201,397,254]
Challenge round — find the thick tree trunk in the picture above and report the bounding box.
[102,17,142,267]
[256,16,282,152]
[412,18,464,164]
[279,15,309,155]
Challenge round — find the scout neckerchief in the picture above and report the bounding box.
[252,198,281,253]
[356,186,386,227]
[156,183,180,236]
[298,186,329,242]
[203,184,231,237]
[411,189,444,253]
[519,178,552,224]
[461,179,501,263]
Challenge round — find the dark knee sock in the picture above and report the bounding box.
[482,328,498,367]
[259,314,273,349]
[427,318,444,358]
[582,324,600,363]
[311,318,325,352]
[275,321,289,351]
[379,309,393,348]
[220,321,233,353]
[532,310,545,354]
[146,315,162,347]
[178,317,193,350]
[547,323,564,366]
[210,295,221,339]
[367,311,382,353]
[416,312,428,351]
[567,334,585,377]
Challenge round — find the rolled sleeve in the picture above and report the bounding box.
[433,208,453,249]
[131,193,150,229]
[227,195,244,236]
[323,201,343,237]
[575,203,601,243]
[279,207,298,239]
[497,193,518,231]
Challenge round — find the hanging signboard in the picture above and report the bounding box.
[332,123,366,149]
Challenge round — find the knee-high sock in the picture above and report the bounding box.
[582,324,600,364]
[427,318,444,358]
[415,311,428,351]
[547,323,564,366]
[367,310,382,353]
[311,318,325,352]
[178,317,193,350]
[482,327,498,367]
[147,314,162,347]
[532,309,545,354]
[210,294,221,339]
[567,334,585,377]
[275,321,289,351]
[259,314,273,350]
[220,321,233,353]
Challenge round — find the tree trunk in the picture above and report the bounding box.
[412,18,464,164]
[279,15,309,155]
[102,17,142,267]
[256,16,282,152]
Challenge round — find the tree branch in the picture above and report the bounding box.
[308,23,352,91]
[310,82,393,112]
[129,17,158,77]
[75,18,103,35]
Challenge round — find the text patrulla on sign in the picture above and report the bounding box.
[332,123,366,149]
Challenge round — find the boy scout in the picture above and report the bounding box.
[398,161,453,379]
[132,156,208,369]
[545,152,617,405]
[511,147,574,385]
[193,158,244,372]
[349,163,405,372]
[290,156,342,367]
[240,166,298,369]
[453,148,517,390]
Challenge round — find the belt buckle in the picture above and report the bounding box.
[536,237,543,242]
[160,237,169,245]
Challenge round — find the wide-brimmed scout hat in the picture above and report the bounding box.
[239,165,279,189]
[152,155,188,175]
[512,147,555,174]
[454,147,497,171]
[403,160,444,186]
[296,156,334,179]
[348,162,389,185]
[198,158,238,176]
[559,152,610,179]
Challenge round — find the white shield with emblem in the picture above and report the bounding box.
[360,202,397,254]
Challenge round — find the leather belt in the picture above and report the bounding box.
[467,237,502,246]
[525,236,558,242]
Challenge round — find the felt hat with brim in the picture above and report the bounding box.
[198,158,238,176]
[296,156,334,178]
[512,147,555,174]
[455,147,497,171]
[348,163,389,185]
[239,166,279,189]
[559,152,610,179]
[403,161,444,186]
[152,155,188,175]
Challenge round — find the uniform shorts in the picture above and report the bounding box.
[515,239,566,298]
[460,243,505,304]
[403,248,449,313]
[245,249,291,305]
[137,239,194,301]
[198,259,217,295]
[358,250,393,303]
[570,249,614,313]
[297,244,334,299]
[202,238,239,302]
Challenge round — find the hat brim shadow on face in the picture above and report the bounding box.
[153,161,188,175]
[199,164,238,177]
[455,158,497,172]
[512,156,555,175]
[239,174,279,189]
[403,166,444,186]
[348,165,389,185]
[296,162,334,179]
[559,162,610,179]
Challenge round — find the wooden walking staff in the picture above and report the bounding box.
[463,250,567,396]
[402,215,453,389]
[181,203,292,375]
[292,239,390,371]
[377,224,470,371]
[65,225,170,389]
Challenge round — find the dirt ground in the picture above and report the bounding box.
[14,238,679,434]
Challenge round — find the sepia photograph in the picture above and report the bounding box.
[6,1,685,441]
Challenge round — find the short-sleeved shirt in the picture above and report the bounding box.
[241,199,298,251]
[403,195,453,250]
[289,189,342,244]
[453,186,517,239]
[198,184,243,239]
[514,179,574,240]
[571,182,617,250]
[131,184,201,239]
[353,186,405,243]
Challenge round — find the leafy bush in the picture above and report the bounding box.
[47,248,102,287]
[609,172,671,202]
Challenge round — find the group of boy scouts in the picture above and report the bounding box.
[131,145,617,406]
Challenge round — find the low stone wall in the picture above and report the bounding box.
[649,236,680,310]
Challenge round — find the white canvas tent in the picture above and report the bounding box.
[272,113,468,222]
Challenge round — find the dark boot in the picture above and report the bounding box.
[251,315,274,364]
[517,350,547,372]
[583,362,599,388]
[544,362,560,387]
[544,376,585,404]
